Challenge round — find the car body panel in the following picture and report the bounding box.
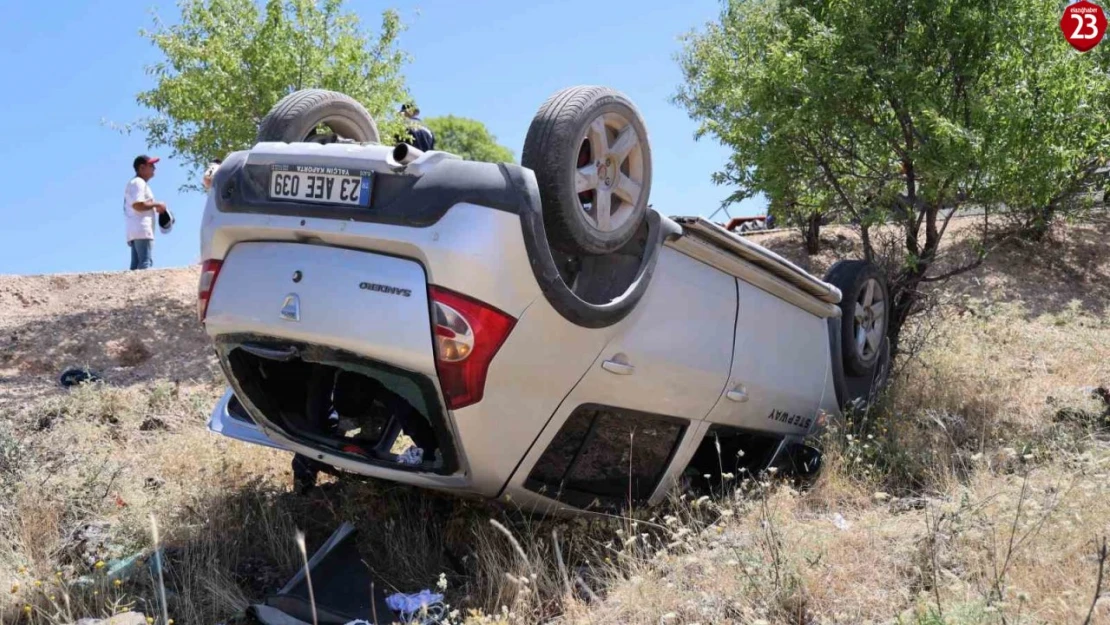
[205,241,439,378]
[562,246,737,422]
[495,249,736,509]
[448,296,620,497]
[201,197,542,321]
[705,278,833,436]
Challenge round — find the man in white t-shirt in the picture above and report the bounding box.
[123,155,167,270]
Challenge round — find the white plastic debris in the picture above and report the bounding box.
[385,589,445,623]
[398,446,424,465]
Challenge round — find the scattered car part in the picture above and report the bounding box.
[246,522,393,624]
[58,367,102,387]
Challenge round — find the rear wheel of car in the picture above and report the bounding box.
[522,86,653,256]
[825,260,890,377]
[257,89,380,144]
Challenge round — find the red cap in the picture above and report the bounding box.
[133,155,160,170]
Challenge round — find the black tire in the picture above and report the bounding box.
[825,260,890,376]
[522,86,653,256]
[257,89,380,144]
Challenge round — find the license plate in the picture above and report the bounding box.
[269,165,372,207]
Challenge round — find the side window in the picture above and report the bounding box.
[525,404,687,510]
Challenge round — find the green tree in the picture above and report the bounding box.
[423,115,516,163]
[125,0,411,189]
[976,0,1110,240]
[676,0,1110,353]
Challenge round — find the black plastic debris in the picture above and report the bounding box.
[247,522,394,625]
[59,367,102,388]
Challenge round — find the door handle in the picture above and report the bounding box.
[601,359,635,375]
[726,386,749,403]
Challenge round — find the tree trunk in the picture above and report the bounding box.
[803,211,821,255]
[860,223,874,263]
[886,269,925,359]
[1024,205,1054,241]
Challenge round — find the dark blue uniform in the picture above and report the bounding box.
[404,121,436,152]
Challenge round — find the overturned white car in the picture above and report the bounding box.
[199,86,890,514]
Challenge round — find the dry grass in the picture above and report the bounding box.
[2,217,1110,624]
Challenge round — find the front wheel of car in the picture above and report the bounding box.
[825,260,890,377]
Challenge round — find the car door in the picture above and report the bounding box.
[499,246,737,510]
[705,278,831,436]
[566,245,737,420]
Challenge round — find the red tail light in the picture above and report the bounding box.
[197,259,223,323]
[428,286,516,410]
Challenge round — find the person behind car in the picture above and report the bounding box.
[123,155,167,270]
[398,103,435,152]
[202,158,222,192]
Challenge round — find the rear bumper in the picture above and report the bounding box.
[207,387,289,451]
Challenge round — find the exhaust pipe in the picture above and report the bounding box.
[393,143,424,165]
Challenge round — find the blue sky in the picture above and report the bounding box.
[0,0,766,276]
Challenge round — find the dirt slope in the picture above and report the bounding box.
[0,267,215,411]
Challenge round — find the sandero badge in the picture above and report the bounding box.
[359,282,412,297]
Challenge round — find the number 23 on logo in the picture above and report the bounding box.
[1061,0,1107,52]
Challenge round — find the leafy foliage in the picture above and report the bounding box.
[675,0,1110,351]
[423,115,516,163]
[128,0,411,189]
[976,0,1110,238]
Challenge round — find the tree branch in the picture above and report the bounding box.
[802,135,857,216]
[1083,536,1108,625]
[918,232,1016,283]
